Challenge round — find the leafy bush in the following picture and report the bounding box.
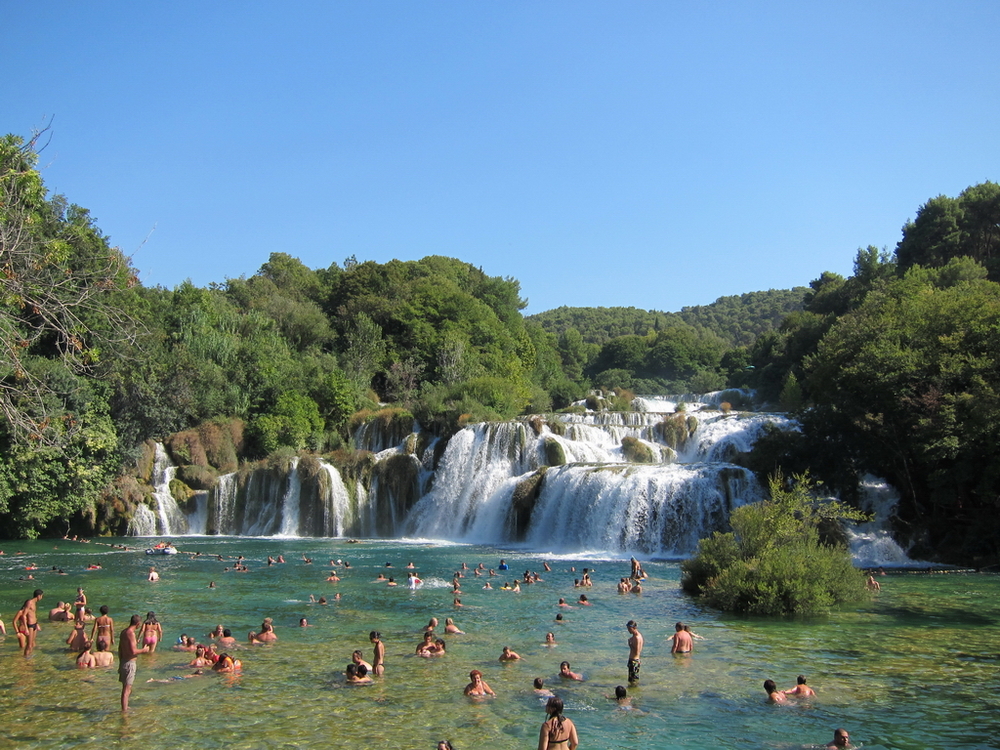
[681,473,869,615]
[621,436,655,463]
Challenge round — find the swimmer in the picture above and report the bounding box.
[146,669,204,683]
[533,677,555,698]
[444,617,464,634]
[577,594,591,605]
[559,661,583,681]
[482,581,493,589]
[557,598,573,608]
[352,649,373,672]
[424,617,439,633]
[463,669,496,696]
[188,646,213,668]
[763,679,786,703]
[148,567,159,582]
[18,589,44,656]
[345,662,372,684]
[827,728,854,749]
[416,632,435,655]
[544,632,557,646]
[216,628,238,649]
[299,618,309,627]
[784,674,816,698]
[499,646,521,662]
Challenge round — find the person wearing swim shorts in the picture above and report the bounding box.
[119,614,149,711]
[626,620,643,683]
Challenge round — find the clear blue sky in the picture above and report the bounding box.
[4,2,998,314]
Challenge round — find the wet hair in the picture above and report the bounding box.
[222,628,232,637]
[533,677,545,689]
[469,669,482,679]
[33,589,44,598]
[353,650,364,660]
[560,661,571,669]
[356,663,368,677]
[437,742,454,750]
[545,696,566,739]
[346,663,358,678]
[626,619,637,628]
[144,612,158,625]
[615,685,627,699]
[96,639,108,652]
[675,622,684,631]
[130,614,142,626]
[797,675,808,685]
[555,614,564,621]
[764,679,778,694]
[100,605,109,615]
[370,631,381,640]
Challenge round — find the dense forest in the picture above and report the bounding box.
[1,132,998,564]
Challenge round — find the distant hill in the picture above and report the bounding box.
[528,288,809,347]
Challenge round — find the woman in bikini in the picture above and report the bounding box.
[538,696,578,750]
[141,611,163,653]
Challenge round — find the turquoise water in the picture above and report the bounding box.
[1,537,997,750]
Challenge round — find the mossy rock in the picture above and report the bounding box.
[175,465,219,491]
[621,436,655,464]
[543,437,567,467]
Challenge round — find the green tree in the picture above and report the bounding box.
[681,474,868,615]
[0,132,139,445]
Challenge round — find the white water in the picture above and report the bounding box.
[138,397,912,562]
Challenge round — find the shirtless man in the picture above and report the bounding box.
[119,614,149,711]
[90,605,114,651]
[784,674,817,698]
[670,621,693,654]
[217,628,238,649]
[827,728,854,749]
[49,601,71,622]
[559,661,583,681]
[352,649,373,672]
[463,669,496,696]
[370,631,385,675]
[19,589,43,656]
[499,646,521,662]
[626,620,643,683]
[763,679,786,703]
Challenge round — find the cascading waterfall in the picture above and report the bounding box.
[129,443,187,536]
[847,476,918,567]
[131,397,910,561]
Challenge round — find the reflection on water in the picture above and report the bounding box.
[1,537,998,750]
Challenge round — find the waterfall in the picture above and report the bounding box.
[143,443,187,535]
[848,476,919,567]
[130,403,907,558]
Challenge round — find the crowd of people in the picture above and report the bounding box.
[2,544,859,749]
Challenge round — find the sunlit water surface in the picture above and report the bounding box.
[1,537,997,750]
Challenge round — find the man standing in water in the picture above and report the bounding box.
[18,589,43,657]
[119,614,149,711]
[670,621,693,654]
[626,620,643,684]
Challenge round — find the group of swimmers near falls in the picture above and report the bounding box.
[3,541,861,749]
